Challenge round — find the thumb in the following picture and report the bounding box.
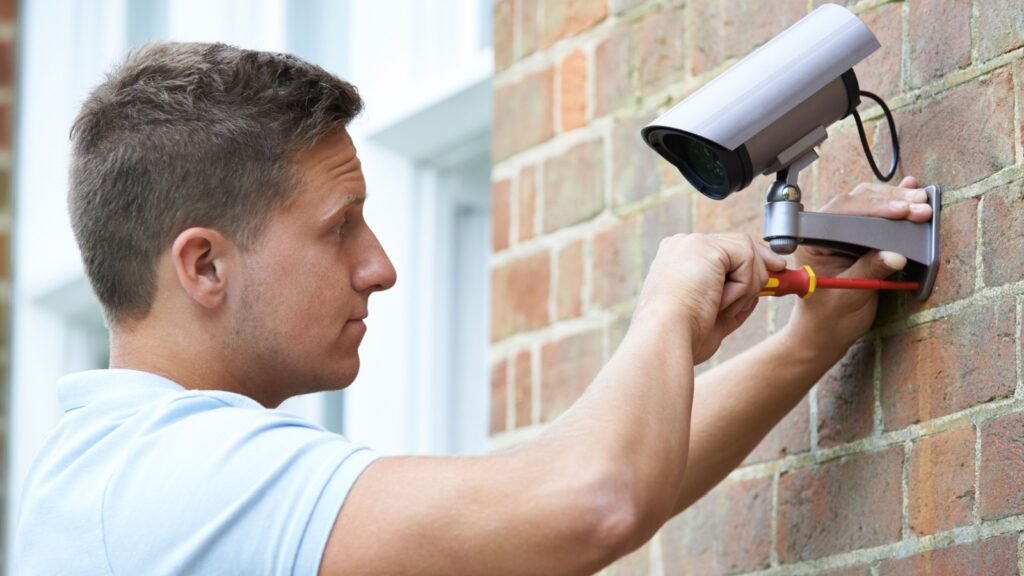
[842,250,908,280]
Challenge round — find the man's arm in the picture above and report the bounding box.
[317,179,931,575]
[669,176,933,513]
[319,233,781,576]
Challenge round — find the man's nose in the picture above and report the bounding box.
[355,229,397,294]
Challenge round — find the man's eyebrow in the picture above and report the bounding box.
[319,194,366,223]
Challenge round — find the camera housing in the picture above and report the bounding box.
[641,3,879,199]
[639,3,942,301]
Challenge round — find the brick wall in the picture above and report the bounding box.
[0,0,14,568]
[490,0,1024,573]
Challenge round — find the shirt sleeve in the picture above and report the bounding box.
[101,395,379,576]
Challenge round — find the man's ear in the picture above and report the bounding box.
[170,227,233,310]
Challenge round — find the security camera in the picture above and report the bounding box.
[640,3,942,301]
[642,3,883,200]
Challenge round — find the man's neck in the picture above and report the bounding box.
[108,321,269,406]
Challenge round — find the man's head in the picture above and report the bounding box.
[70,42,396,404]
[70,42,365,323]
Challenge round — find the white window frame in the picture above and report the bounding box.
[366,58,493,455]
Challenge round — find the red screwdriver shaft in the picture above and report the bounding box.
[815,276,920,291]
[760,265,919,298]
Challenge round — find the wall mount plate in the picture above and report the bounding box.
[763,183,942,301]
[907,184,941,301]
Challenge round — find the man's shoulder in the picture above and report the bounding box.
[19,371,376,575]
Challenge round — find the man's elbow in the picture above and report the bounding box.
[573,465,643,566]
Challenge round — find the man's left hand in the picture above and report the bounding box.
[787,176,933,356]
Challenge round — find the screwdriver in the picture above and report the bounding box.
[760,265,920,298]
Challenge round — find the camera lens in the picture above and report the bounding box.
[645,128,749,200]
[682,138,727,187]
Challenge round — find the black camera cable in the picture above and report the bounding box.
[851,90,899,182]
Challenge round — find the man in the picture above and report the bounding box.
[14,43,932,575]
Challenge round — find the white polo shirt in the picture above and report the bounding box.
[14,369,378,575]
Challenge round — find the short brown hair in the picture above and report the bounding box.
[69,42,363,324]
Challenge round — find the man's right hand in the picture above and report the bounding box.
[321,233,785,576]
[635,233,786,364]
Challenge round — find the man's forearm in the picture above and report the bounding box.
[671,321,852,515]
[532,307,698,546]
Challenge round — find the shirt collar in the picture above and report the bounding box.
[57,369,187,412]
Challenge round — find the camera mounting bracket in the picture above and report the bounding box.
[762,161,941,301]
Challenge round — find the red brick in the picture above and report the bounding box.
[637,6,686,96]
[855,3,903,99]
[591,215,643,309]
[908,427,976,535]
[981,412,1024,520]
[559,49,588,132]
[594,23,637,118]
[556,240,584,320]
[907,0,971,88]
[908,198,978,312]
[813,123,877,210]
[605,541,651,575]
[0,103,9,150]
[817,341,875,448]
[542,0,567,47]
[493,68,554,162]
[563,0,608,36]
[777,447,902,562]
[491,250,551,341]
[981,181,1024,288]
[611,114,661,208]
[0,0,11,21]
[744,395,811,464]
[540,328,603,421]
[690,0,806,77]
[517,0,542,60]
[513,349,533,428]
[542,139,605,232]
[661,477,772,575]
[895,69,1015,191]
[694,187,763,234]
[0,40,13,90]
[977,0,1024,61]
[491,178,511,252]
[878,535,1019,576]
[490,359,508,435]
[640,194,691,268]
[494,0,514,72]
[880,297,1016,430]
[517,165,537,243]
[543,0,608,48]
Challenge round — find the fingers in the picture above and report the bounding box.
[715,234,772,312]
[841,249,908,280]
[827,179,932,223]
[754,242,787,272]
[899,176,919,189]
